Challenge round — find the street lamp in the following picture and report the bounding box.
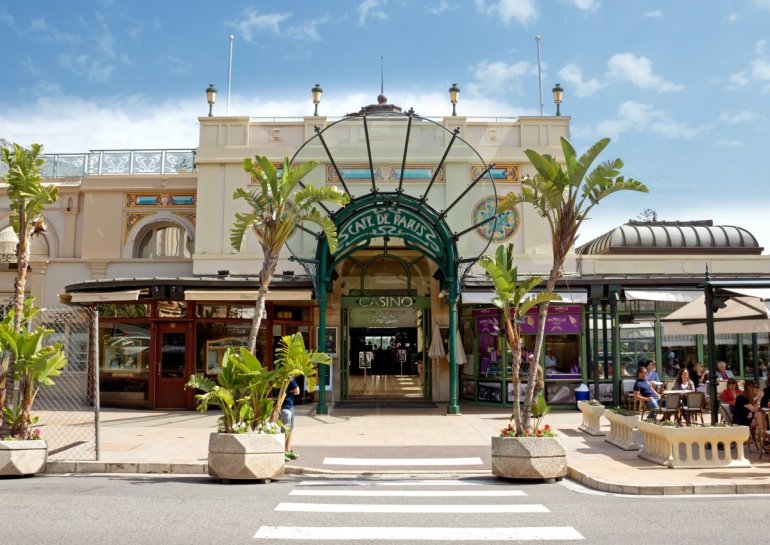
[552,83,563,116]
[449,83,460,116]
[206,83,217,117]
[311,83,323,116]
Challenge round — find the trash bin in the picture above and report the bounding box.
[574,383,590,409]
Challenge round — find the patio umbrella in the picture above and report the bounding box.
[661,294,770,335]
[455,328,468,365]
[428,324,445,359]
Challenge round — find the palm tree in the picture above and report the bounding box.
[0,143,58,416]
[230,155,349,354]
[478,244,558,434]
[497,137,648,430]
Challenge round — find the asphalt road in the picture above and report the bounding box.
[0,473,762,544]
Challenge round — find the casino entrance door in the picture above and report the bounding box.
[341,295,432,401]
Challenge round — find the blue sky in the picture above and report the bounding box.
[1,0,768,252]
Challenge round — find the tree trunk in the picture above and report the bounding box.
[503,309,524,434]
[4,203,28,418]
[247,251,279,355]
[522,255,562,431]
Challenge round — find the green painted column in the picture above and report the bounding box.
[316,251,329,415]
[447,277,461,415]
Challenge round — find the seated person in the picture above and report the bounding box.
[716,361,734,381]
[720,378,741,406]
[646,360,660,383]
[691,361,708,393]
[673,368,695,392]
[544,349,558,370]
[633,365,660,416]
[733,380,762,430]
[760,385,770,410]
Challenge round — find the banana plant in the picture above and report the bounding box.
[0,297,68,439]
[478,244,559,434]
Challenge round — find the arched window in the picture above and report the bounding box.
[0,225,49,261]
[135,223,192,259]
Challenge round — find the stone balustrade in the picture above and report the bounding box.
[637,420,751,469]
[604,411,639,451]
[577,401,605,436]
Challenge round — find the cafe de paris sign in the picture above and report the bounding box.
[337,206,443,258]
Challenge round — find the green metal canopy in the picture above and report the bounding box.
[285,104,500,414]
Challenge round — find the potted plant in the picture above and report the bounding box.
[479,244,566,481]
[604,406,639,450]
[0,298,68,476]
[491,392,567,481]
[186,332,330,482]
[577,399,605,436]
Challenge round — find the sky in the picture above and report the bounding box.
[1,0,768,253]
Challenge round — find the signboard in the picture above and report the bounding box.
[337,206,443,258]
[358,351,373,369]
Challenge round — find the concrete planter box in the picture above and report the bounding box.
[207,432,285,481]
[577,401,605,436]
[0,440,47,476]
[604,411,639,450]
[637,420,750,469]
[491,435,567,481]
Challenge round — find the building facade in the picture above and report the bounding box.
[2,99,768,411]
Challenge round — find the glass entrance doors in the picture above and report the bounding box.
[347,327,423,398]
[154,323,190,409]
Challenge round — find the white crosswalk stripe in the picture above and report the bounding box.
[254,477,584,541]
[323,456,483,466]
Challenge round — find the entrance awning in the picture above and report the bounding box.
[461,290,587,305]
[66,290,142,303]
[184,289,313,302]
[624,289,700,302]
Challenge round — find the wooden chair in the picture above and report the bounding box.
[622,379,637,411]
[661,392,683,424]
[683,392,705,425]
[759,411,770,460]
[719,403,733,425]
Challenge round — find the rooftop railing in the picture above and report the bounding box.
[0,149,196,179]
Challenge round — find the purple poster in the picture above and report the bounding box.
[473,305,582,335]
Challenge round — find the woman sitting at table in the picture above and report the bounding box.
[720,378,741,406]
[690,362,708,393]
[673,368,695,392]
[733,380,762,432]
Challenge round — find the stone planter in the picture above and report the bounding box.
[207,432,285,481]
[491,436,567,481]
[577,401,605,436]
[604,411,639,451]
[637,420,750,469]
[0,440,47,476]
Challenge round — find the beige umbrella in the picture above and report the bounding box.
[428,324,446,359]
[662,294,770,335]
[455,328,468,365]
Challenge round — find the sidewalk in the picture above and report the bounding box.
[45,405,770,495]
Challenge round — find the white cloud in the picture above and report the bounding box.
[606,53,683,92]
[475,0,537,25]
[727,70,750,88]
[0,8,15,27]
[719,110,756,124]
[727,40,770,90]
[28,17,80,46]
[429,1,458,14]
[726,13,739,23]
[754,0,770,9]
[159,52,192,76]
[227,10,292,42]
[558,63,605,97]
[59,53,115,83]
[569,0,600,11]
[643,9,663,17]
[358,0,388,26]
[467,60,538,95]
[578,100,698,141]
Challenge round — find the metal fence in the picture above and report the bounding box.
[1,301,98,461]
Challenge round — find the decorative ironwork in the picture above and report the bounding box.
[472,196,519,242]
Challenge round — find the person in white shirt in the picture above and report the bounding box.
[716,361,734,381]
[545,349,557,370]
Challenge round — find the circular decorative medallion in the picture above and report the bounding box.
[472,196,519,242]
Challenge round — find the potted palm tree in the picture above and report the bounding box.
[479,244,566,480]
[497,137,647,431]
[230,155,349,354]
[0,298,68,476]
[186,333,329,482]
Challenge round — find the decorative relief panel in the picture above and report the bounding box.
[472,196,520,242]
[471,164,519,182]
[126,193,196,207]
[173,211,197,226]
[326,165,444,184]
[124,212,153,243]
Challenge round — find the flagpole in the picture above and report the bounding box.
[226,34,234,115]
[535,35,544,116]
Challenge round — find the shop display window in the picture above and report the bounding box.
[195,323,252,374]
[99,322,151,406]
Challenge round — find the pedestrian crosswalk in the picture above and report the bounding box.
[253,477,584,542]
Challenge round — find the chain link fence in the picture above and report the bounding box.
[1,300,98,461]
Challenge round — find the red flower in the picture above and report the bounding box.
[543,425,550,431]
